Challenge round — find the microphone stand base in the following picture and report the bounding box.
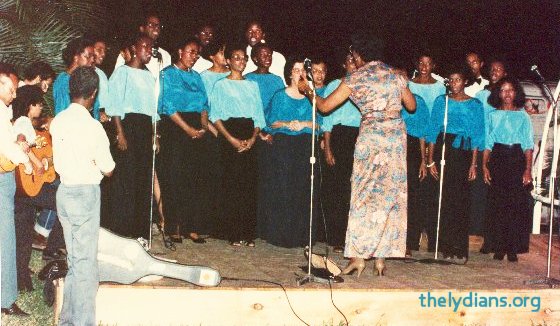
[296,273,330,286]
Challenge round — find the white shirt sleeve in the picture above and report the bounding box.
[0,109,29,164]
[12,117,37,145]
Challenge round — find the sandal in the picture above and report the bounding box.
[245,241,255,247]
[230,241,243,247]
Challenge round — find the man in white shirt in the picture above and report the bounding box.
[0,63,32,316]
[465,52,489,97]
[114,13,171,79]
[50,66,115,325]
[192,23,215,73]
[244,20,286,85]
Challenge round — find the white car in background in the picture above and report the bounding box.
[521,80,559,233]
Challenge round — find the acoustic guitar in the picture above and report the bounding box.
[15,129,56,197]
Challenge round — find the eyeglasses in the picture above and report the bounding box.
[199,31,214,37]
[146,22,162,30]
[231,56,248,61]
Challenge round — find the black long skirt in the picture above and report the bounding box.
[103,113,153,239]
[218,118,258,243]
[157,112,211,237]
[261,133,319,248]
[433,133,471,258]
[487,143,532,254]
[406,134,424,251]
[322,125,358,247]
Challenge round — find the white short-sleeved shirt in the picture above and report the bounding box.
[13,116,36,145]
[245,44,286,85]
[50,103,115,185]
[0,102,29,165]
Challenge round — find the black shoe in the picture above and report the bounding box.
[479,247,490,254]
[493,253,505,260]
[1,303,29,316]
[507,253,518,262]
[189,237,206,244]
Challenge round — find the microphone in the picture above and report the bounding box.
[531,64,555,103]
[531,65,545,82]
[304,58,313,78]
[152,44,162,63]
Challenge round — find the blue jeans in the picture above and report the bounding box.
[0,172,17,308]
[57,184,100,326]
[35,179,61,236]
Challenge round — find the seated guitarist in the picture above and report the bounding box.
[0,62,32,316]
[12,85,66,292]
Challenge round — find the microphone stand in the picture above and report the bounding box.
[296,71,328,285]
[414,93,453,265]
[526,68,560,288]
[148,50,165,251]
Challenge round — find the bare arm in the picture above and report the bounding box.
[298,79,352,114]
[523,149,533,186]
[427,142,438,180]
[468,149,478,181]
[170,112,204,139]
[323,131,335,166]
[401,87,416,113]
[214,120,242,151]
[418,139,427,181]
[482,149,491,185]
[113,116,127,151]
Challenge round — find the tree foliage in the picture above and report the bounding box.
[0,0,106,73]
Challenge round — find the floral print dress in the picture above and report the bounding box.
[343,61,408,258]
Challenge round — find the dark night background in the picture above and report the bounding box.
[102,0,560,82]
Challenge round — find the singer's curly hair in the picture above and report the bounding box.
[488,76,526,109]
[350,30,384,62]
[62,37,95,67]
[284,55,306,85]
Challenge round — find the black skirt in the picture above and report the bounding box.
[487,143,532,254]
[102,113,153,239]
[433,133,471,257]
[322,125,358,247]
[157,112,212,236]
[260,133,319,248]
[217,118,258,242]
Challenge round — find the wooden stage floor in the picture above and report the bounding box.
[131,232,560,290]
[69,232,560,325]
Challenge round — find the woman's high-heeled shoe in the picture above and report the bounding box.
[374,258,385,276]
[341,258,366,278]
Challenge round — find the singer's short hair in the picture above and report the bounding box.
[62,37,95,67]
[350,31,384,62]
[486,57,510,74]
[488,76,526,109]
[284,55,306,86]
[70,66,98,100]
[445,62,470,81]
[201,38,225,61]
[224,42,246,60]
[12,85,44,121]
[23,61,55,82]
[178,37,201,52]
[250,43,273,61]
